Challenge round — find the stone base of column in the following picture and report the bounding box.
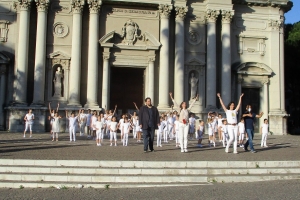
[67,101,82,107]
[189,100,202,114]
[84,103,100,110]
[31,101,45,107]
[269,110,289,135]
[157,104,170,113]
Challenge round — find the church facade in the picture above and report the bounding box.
[0,0,292,134]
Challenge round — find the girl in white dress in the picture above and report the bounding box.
[131,111,138,139]
[169,92,198,153]
[118,114,125,142]
[91,110,98,140]
[122,117,130,146]
[109,116,118,146]
[48,102,59,135]
[79,109,86,136]
[23,109,34,138]
[217,93,244,154]
[217,114,223,142]
[207,118,215,147]
[135,116,142,142]
[51,112,61,141]
[157,117,164,147]
[85,109,92,138]
[261,119,269,147]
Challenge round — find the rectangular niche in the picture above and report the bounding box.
[237,35,267,56]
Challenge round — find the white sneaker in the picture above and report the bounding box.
[110,143,112,146]
[181,149,184,153]
[184,149,188,152]
[225,148,229,153]
[23,135,25,138]
[115,144,117,146]
[159,145,162,147]
[233,151,238,154]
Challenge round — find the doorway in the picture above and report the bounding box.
[242,88,260,132]
[110,67,144,113]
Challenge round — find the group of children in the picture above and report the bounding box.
[23,102,270,150]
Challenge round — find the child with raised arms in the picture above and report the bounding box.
[65,110,80,142]
[51,112,61,141]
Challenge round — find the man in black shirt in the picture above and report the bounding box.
[139,97,160,152]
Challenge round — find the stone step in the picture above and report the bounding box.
[1,159,300,168]
[1,166,300,175]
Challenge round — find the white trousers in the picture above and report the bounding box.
[261,132,268,146]
[132,126,137,138]
[157,131,162,146]
[179,123,189,151]
[222,132,229,147]
[79,122,85,135]
[175,130,179,144]
[123,133,128,146]
[168,125,173,139]
[163,130,168,142]
[96,130,102,140]
[110,131,117,141]
[25,123,33,132]
[239,133,244,141]
[69,126,76,141]
[226,125,238,152]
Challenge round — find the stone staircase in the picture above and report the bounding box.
[0,159,299,189]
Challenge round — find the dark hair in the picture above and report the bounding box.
[227,102,235,110]
[264,118,268,122]
[199,120,203,123]
[124,117,128,120]
[179,102,186,110]
[240,117,244,122]
[144,97,151,102]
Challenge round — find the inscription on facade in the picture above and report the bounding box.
[110,8,157,17]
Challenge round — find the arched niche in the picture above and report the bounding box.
[46,51,70,103]
[184,58,206,110]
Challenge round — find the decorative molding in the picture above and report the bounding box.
[53,22,69,38]
[206,9,220,23]
[148,56,155,63]
[0,20,9,42]
[263,77,270,84]
[268,19,282,30]
[35,0,50,12]
[232,0,293,12]
[117,19,144,45]
[235,62,273,76]
[221,10,234,23]
[13,0,33,11]
[237,35,267,56]
[158,4,172,18]
[103,54,110,60]
[175,6,188,20]
[70,0,85,14]
[186,30,202,46]
[48,51,71,59]
[87,0,102,14]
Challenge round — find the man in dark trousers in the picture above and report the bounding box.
[139,97,160,152]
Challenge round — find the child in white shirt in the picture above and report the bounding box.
[122,117,131,146]
[174,115,180,147]
[66,110,80,142]
[109,116,118,146]
[238,118,245,147]
[219,119,228,148]
[207,118,215,147]
[197,120,205,147]
[189,114,196,140]
[157,117,164,147]
[95,116,105,146]
[163,116,168,143]
[261,118,269,147]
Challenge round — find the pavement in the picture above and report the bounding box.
[0,180,300,200]
[0,132,299,161]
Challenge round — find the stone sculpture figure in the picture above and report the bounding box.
[53,67,63,97]
[189,73,198,100]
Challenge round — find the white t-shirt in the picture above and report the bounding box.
[221,124,228,134]
[119,119,124,130]
[168,116,174,126]
[174,120,180,131]
[189,117,196,126]
[68,116,78,128]
[226,110,238,124]
[95,121,104,132]
[79,113,86,122]
[91,116,97,130]
[238,122,245,134]
[123,122,130,134]
[158,123,164,133]
[110,121,118,132]
[25,113,34,124]
[217,118,222,127]
[261,123,269,134]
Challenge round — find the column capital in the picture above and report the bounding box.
[87,0,102,14]
[35,0,50,12]
[206,9,220,23]
[175,6,188,20]
[268,19,283,31]
[14,0,33,11]
[158,4,172,19]
[221,10,234,24]
[263,77,270,85]
[148,56,155,63]
[103,53,110,60]
[70,0,85,14]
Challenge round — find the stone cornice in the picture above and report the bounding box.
[205,9,220,23]
[70,0,85,14]
[158,4,172,19]
[221,10,234,23]
[175,6,188,20]
[87,0,102,14]
[232,0,293,12]
[13,0,33,11]
[35,0,50,12]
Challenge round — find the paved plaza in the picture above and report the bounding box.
[0,132,299,162]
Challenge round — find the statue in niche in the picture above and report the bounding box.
[53,67,64,97]
[189,72,198,100]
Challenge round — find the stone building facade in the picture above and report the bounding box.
[0,0,292,134]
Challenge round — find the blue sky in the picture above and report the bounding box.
[285,0,300,24]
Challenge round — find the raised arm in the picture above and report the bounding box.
[65,110,68,118]
[133,102,139,111]
[235,93,244,111]
[217,93,227,112]
[48,102,52,114]
[187,94,198,110]
[112,105,117,115]
[256,112,264,118]
[169,92,180,111]
[56,102,59,112]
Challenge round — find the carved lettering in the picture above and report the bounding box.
[111,8,157,16]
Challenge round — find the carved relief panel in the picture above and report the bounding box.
[0,20,9,42]
[238,35,267,56]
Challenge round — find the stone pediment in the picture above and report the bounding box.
[235,62,273,76]
[48,51,71,60]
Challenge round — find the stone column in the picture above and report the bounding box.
[14,0,32,104]
[263,78,269,123]
[205,9,219,108]
[279,13,285,112]
[0,65,7,130]
[148,56,155,103]
[32,0,49,105]
[85,0,102,108]
[68,0,85,106]
[237,75,243,118]
[157,4,172,109]
[102,53,110,109]
[221,10,233,104]
[174,6,188,103]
